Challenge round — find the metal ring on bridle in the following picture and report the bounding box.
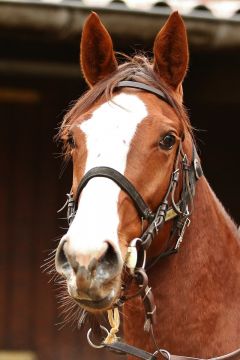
[155,349,171,360]
[87,326,109,349]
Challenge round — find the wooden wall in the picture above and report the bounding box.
[184,49,240,223]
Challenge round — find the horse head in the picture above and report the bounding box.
[55,11,191,313]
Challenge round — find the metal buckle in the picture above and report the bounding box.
[194,158,203,180]
[126,238,146,272]
[57,192,76,225]
[66,193,75,225]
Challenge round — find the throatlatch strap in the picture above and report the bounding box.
[75,166,154,221]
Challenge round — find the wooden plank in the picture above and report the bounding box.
[5,103,39,349]
[0,351,37,360]
[0,103,12,347]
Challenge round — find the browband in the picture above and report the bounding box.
[116,81,174,107]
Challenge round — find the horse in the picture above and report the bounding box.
[54,11,240,359]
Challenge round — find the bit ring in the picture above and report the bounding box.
[87,326,109,349]
[152,349,171,360]
[160,349,171,360]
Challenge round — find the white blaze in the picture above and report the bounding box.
[66,93,148,259]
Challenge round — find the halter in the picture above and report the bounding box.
[59,81,207,359]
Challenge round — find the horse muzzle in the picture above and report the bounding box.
[55,237,123,311]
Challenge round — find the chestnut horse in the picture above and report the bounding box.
[54,12,240,359]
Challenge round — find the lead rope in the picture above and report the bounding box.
[103,308,120,345]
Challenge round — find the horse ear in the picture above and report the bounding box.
[80,12,118,87]
[153,12,189,92]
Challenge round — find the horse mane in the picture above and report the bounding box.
[58,54,191,153]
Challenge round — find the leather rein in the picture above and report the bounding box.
[59,81,240,360]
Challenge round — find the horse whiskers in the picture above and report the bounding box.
[42,244,88,331]
[57,291,71,299]
[58,293,70,298]
[56,296,70,304]
[55,282,67,291]
[59,306,75,316]
[42,263,55,272]
[57,305,84,330]
[42,260,56,270]
[46,271,57,279]
[55,284,67,291]
[58,301,73,309]
[43,253,56,262]
[42,256,55,265]
[60,305,76,316]
[43,252,56,261]
[47,276,56,284]
[53,275,65,283]
[55,283,67,289]
[41,257,64,286]
[78,310,87,329]
[57,295,72,304]
[42,247,57,254]
[46,270,58,281]
[44,265,56,273]
[41,249,57,275]
[55,288,68,297]
[45,247,57,254]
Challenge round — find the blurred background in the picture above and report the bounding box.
[0,0,240,359]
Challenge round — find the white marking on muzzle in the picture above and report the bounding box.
[66,93,148,262]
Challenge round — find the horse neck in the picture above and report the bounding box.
[185,175,240,262]
[123,176,240,357]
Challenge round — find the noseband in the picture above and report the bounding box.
[60,81,207,359]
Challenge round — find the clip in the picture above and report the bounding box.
[175,217,191,250]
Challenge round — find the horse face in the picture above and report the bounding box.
[55,12,188,312]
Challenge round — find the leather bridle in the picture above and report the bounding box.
[59,81,240,360]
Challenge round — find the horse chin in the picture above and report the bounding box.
[73,289,117,312]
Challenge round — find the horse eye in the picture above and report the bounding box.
[67,134,75,149]
[159,133,176,150]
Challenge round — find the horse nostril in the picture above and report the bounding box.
[101,242,117,264]
[55,240,71,276]
[95,242,121,276]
